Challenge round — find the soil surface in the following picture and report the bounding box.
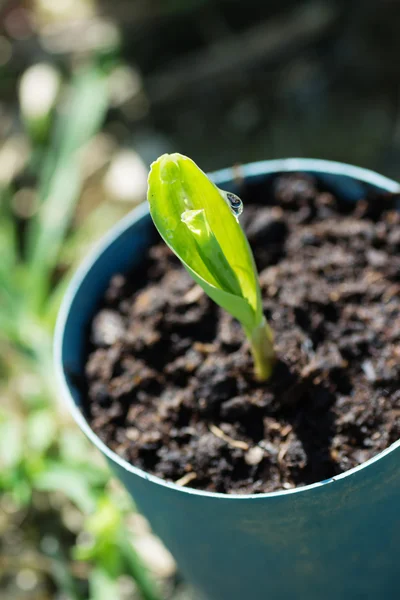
[84,173,400,494]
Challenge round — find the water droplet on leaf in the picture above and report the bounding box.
[219,189,244,219]
[226,192,243,217]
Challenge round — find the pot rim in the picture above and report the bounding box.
[54,157,400,500]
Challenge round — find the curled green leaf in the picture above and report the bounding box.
[148,153,275,380]
[181,208,242,296]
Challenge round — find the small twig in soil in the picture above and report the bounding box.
[209,424,249,451]
[175,472,197,487]
[183,285,204,304]
[383,284,400,303]
[193,342,217,354]
[364,270,385,284]
[278,442,290,465]
[280,424,293,437]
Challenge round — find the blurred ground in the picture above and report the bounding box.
[1,0,400,598]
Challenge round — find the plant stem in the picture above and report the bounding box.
[248,318,275,381]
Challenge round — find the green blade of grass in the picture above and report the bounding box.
[26,64,109,310]
[88,567,120,600]
[0,186,17,272]
[33,463,97,514]
[47,549,84,600]
[119,530,163,600]
[0,186,21,317]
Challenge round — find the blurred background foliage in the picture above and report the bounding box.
[1,0,400,598]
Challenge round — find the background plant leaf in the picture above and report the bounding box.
[26,65,109,310]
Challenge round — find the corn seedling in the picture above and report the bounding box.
[148,153,275,381]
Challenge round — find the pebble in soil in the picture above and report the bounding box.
[84,173,400,494]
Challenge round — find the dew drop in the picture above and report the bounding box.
[166,229,174,240]
[225,191,243,218]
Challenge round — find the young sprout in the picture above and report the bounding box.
[147,153,275,381]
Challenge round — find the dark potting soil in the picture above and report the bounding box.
[84,173,400,494]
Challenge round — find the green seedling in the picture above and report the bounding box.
[147,153,275,381]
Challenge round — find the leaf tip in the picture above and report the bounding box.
[149,153,184,187]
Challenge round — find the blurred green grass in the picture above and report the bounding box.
[0,58,165,600]
[0,3,174,599]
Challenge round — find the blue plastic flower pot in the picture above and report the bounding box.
[55,159,400,600]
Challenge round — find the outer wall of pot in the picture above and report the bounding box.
[55,159,400,600]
